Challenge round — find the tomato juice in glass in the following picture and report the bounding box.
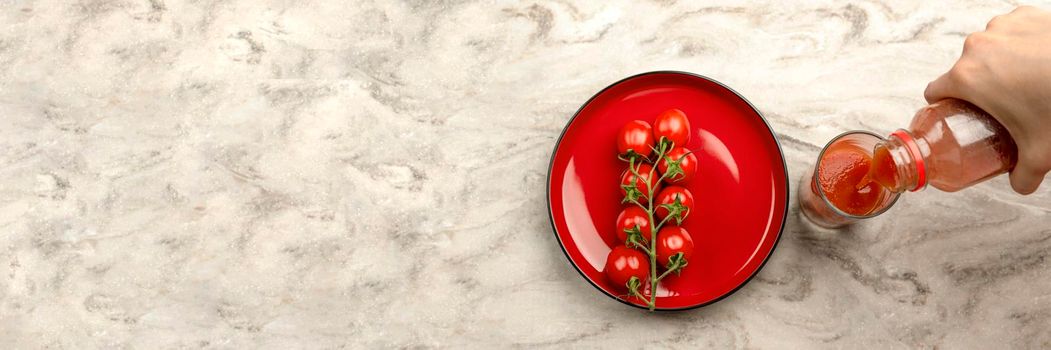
[799,131,899,228]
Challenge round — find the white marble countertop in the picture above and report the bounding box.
[2,1,1051,348]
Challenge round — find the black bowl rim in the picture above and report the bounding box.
[545,70,790,311]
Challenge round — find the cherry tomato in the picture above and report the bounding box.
[615,206,652,243]
[654,186,695,222]
[604,245,650,289]
[658,147,698,184]
[620,163,661,200]
[617,120,655,158]
[655,226,695,267]
[654,109,691,147]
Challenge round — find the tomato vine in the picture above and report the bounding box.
[620,137,691,310]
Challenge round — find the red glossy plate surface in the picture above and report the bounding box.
[548,71,788,310]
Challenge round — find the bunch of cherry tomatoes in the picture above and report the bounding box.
[604,108,698,310]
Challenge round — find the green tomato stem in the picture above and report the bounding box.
[623,139,678,311]
[645,140,671,310]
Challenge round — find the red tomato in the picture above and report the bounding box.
[654,109,691,147]
[654,186,694,222]
[658,147,698,184]
[617,120,655,158]
[615,206,652,243]
[620,163,661,200]
[604,245,650,289]
[656,226,695,267]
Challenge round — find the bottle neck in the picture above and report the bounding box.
[877,130,928,193]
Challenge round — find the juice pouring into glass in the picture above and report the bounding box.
[801,98,1018,228]
[799,131,900,228]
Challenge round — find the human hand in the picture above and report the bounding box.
[924,6,1051,194]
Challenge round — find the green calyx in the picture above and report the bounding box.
[623,224,648,250]
[662,155,686,181]
[653,253,689,283]
[657,136,674,152]
[665,252,688,276]
[659,197,689,225]
[621,183,644,204]
[618,149,649,163]
[626,276,643,298]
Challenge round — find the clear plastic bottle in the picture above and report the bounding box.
[869,99,1018,193]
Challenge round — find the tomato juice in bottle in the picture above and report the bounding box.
[864,99,1017,193]
[800,98,1017,228]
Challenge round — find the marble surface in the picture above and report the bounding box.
[2,0,1051,348]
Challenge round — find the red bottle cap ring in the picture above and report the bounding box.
[891,129,926,191]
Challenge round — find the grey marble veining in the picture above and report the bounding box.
[2,0,1051,348]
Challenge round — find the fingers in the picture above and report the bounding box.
[1012,5,1037,14]
[1009,156,1046,195]
[924,72,955,104]
[926,56,985,105]
[986,15,1004,31]
[927,29,995,104]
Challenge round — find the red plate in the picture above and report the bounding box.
[548,71,788,310]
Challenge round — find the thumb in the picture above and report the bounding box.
[1009,157,1045,195]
